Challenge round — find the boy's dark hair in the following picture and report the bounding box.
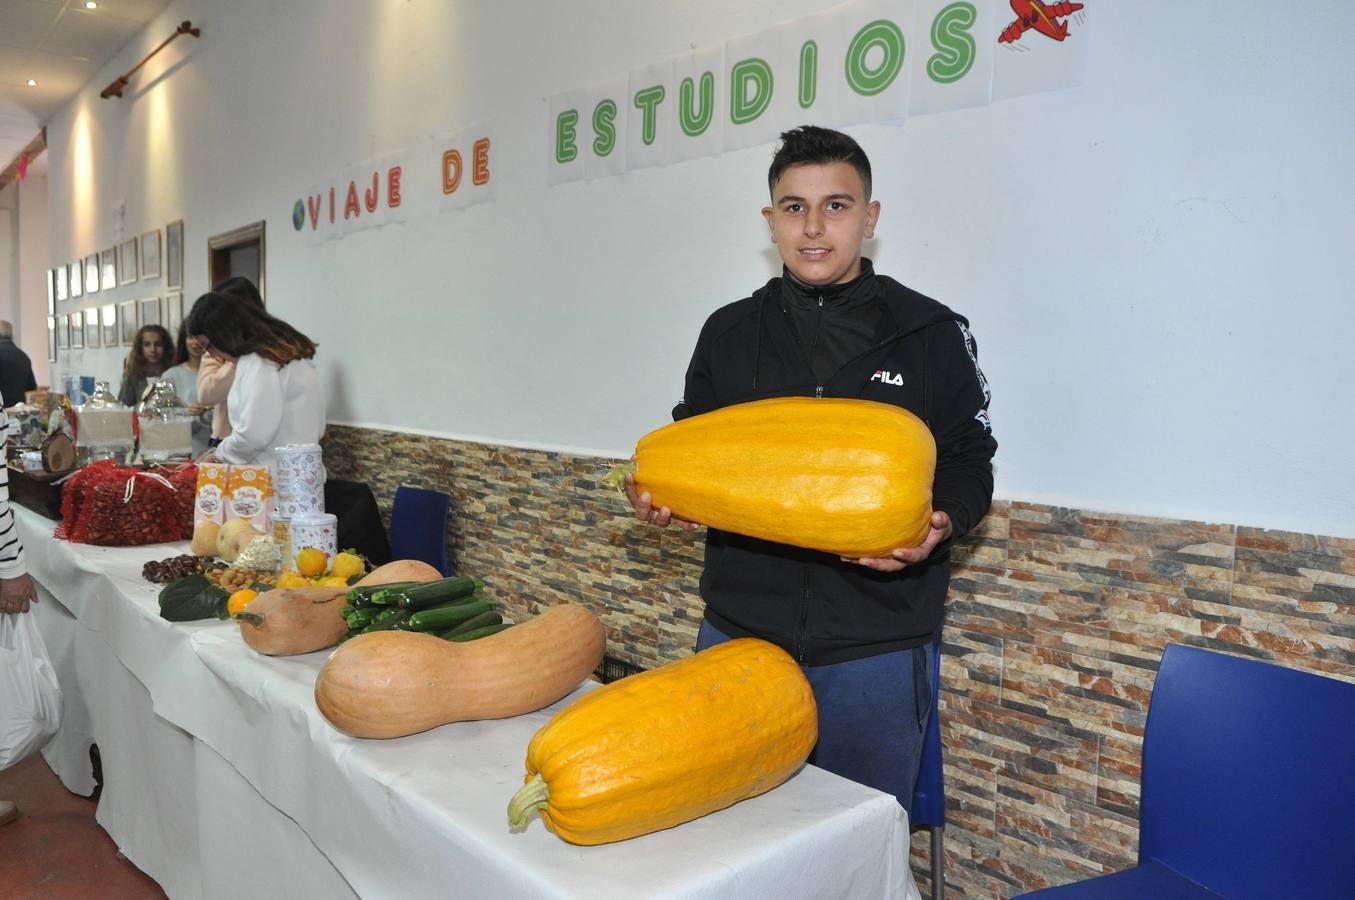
[185,291,317,365]
[768,125,872,200]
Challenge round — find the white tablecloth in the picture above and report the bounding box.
[17,506,920,900]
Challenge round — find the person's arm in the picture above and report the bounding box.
[24,366,36,394]
[196,355,234,405]
[0,407,37,614]
[215,356,282,465]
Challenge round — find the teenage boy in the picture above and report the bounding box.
[625,125,996,813]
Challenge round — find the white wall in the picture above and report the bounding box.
[1,158,52,394]
[38,0,1355,538]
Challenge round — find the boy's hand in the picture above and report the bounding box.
[843,510,952,572]
[624,473,701,531]
[1,574,39,615]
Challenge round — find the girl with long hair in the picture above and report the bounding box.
[186,291,323,468]
[117,324,176,407]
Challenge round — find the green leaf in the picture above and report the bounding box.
[158,574,231,622]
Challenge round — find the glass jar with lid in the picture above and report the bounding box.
[137,379,194,462]
[75,380,135,465]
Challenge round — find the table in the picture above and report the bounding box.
[17,506,920,900]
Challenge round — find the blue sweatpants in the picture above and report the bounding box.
[696,619,935,817]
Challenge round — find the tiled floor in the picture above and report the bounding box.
[0,753,165,899]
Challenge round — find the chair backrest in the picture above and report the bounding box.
[388,484,451,577]
[910,630,945,828]
[1140,644,1355,898]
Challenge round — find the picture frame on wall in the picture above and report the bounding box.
[47,316,58,362]
[85,308,101,348]
[101,248,118,291]
[165,220,183,290]
[140,297,161,328]
[69,312,84,349]
[69,259,83,298]
[55,265,67,302]
[85,253,99,294]
[47,269,55,315]
[141,229,162,279]
[118,237,139,285]
[57,314,69,350]
[118,300,137,345]
[101,304,118,347]
[164,292,184,336]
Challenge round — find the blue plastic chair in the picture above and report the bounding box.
[388,485,451,577]
[1020,643,1355,899]
[911,630,946,899]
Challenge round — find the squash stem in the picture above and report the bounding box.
[603,461,637,494]
[507,773,551,830]
[233,611,264,626]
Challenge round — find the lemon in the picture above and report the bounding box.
[315,575,350,587]
[295,547,328,577]
[331,551,365,580]
[227,588,259,616]
[274,571,310,589]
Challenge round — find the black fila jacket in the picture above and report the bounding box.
[674,265,996,666]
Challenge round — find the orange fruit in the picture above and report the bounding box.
[227,588,259,616]
[331,551,364,580]
[274,571,310,589]
[295,547,327,577]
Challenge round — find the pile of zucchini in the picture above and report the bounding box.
[338,575,510,644]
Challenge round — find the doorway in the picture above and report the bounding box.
[207,220,265,303]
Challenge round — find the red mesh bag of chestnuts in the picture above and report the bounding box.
[58,459,198,547]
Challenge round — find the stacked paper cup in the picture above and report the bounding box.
[273,443,325,571]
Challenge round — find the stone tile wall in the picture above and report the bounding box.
[322,424,1355,898]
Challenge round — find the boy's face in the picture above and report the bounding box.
[763,161,880,287]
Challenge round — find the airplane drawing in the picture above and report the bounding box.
[998,0,1084,44]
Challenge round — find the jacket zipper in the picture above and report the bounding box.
[796,562,811,663]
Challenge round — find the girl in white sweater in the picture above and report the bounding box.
[186,292,324,470]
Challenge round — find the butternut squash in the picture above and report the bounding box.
[353,559,443,587]
[508,638,817,845]
[235,585,349,656]
[612,396,936,557]
[314,602,605,738]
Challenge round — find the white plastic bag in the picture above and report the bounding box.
[0,612,63,771]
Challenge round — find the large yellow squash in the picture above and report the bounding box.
[619,396,936,556]
[507,638,817,845]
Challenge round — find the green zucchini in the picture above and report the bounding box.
[406,597,495,632]
[445,622,513,642]
[438,610,504,640]
[346,580,424,608]
[389,576,485,610]
[361,608,411,633]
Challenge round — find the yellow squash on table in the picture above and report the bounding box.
[314,602,605,738]
[612,396,936,557]
[508,638,817,845]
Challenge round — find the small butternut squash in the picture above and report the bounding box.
[508,638,817,845]
[235,585,349,656]
[314,602,605,738]
[611,396,936,557]
[353,559,443,587]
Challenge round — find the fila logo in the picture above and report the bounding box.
[870,370,904,386]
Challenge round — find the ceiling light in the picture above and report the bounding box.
[86,1,98,8]
[26,79,37,87]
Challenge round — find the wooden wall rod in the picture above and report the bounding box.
[101,20,201,99]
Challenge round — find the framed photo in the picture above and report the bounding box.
[55,265,67,302]
[69,259,83,298]
[140,296,161,328]
[118,237,139,285]
[69,312,84,349]
[84,308,101,348]
[101,304,118,347]
[101,248,118,291]
[48,316,58,363]
[118,300,138,345]
[141,229,162,279]
[85,253,99,294]
[165,220,184,290]
[57,314,69,350]
[47,269,55,315]
[164,292,184,336]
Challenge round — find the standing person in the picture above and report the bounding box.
[0,401,39,828]
[187,292,324,470]
[624,126,996,814]
[160,324,214,457]
[117,325,175,408]
[0,321,37,411]
[196,276,265,449]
